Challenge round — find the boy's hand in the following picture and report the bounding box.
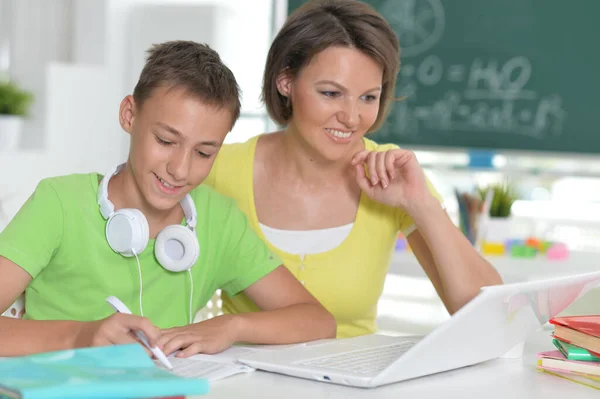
[75,313,161,354]
[159,314,239,358]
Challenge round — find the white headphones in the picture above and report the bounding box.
[97,164,200,273]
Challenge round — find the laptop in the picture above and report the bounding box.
[238,271,600,388]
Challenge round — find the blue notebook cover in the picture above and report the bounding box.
[0,344,209,399]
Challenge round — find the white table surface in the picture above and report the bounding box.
[389,250,600,283]
[192,327,598,398]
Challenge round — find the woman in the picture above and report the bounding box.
[206,0,502,338]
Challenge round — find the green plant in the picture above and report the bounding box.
[0,81,34,116]
[477,182,517,218]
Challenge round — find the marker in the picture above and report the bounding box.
[106,296,173,369]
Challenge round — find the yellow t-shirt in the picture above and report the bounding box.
[205,134,441,338]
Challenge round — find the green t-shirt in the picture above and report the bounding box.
[0,173,281,328]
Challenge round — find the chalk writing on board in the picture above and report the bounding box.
[381,55,567,141]
[383,0,445,58]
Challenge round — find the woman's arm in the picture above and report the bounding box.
[352,148,502,315]
[406,202,502,314]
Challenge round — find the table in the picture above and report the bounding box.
[192,327,598,398]
[389,251,600,283]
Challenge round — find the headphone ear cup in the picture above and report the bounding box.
[106,209,149,256]
[155,225,199,272]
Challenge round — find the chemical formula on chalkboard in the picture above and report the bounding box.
[385,55,567,140]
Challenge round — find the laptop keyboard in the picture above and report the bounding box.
[295,341,417,374]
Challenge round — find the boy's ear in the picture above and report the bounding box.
[119,95,136,134]
[275,69,293,99]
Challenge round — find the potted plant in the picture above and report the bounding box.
[477,182,517,244]
[0,81,34,151]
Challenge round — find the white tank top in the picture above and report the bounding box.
[259,223,354,256]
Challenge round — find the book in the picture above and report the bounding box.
[553,338,600,362]
[538,368,600,391]
[549,315,600,355]
[537,350,600,377]
[0,344,209,399]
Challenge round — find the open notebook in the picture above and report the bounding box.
[154,343,304,382]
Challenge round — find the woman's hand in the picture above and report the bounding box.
[351,149,433,212]
[158,315,240,358]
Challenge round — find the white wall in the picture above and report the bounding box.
[45,63,118,173]
[71,0,106,65]
[4,0,73,149]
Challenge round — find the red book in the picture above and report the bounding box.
[550,315,600,356]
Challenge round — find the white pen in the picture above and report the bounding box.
[106,296,173,369]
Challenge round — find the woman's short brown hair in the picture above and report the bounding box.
[262,0,400,132]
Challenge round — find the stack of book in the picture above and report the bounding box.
[537,315,600,390]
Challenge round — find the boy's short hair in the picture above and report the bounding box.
[133,40,241,130]
[262,0,400,132]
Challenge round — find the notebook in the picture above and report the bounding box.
[238,271,600,388]
[154,343,304,381]
[537,350,600,377]
[539,369,600,391]
[0,344,209,399]
[154,346,255,382]
[553,338,600,361]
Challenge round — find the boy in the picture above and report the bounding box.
[0,41,335,357]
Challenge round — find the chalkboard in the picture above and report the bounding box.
[287,0,600,154]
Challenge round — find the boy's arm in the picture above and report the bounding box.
[0,255,82,355]
[218,197,336,342]
[235,265,336,343]
[0,256,161,356]
[158,265,335,357]
[0,180,162,356]
[0,180,88,356]
[158,192,336,357]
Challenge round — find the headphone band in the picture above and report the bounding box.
[98,164,122,218]
[98,163,197,230]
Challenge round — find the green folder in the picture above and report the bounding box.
[553,338,600,362]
